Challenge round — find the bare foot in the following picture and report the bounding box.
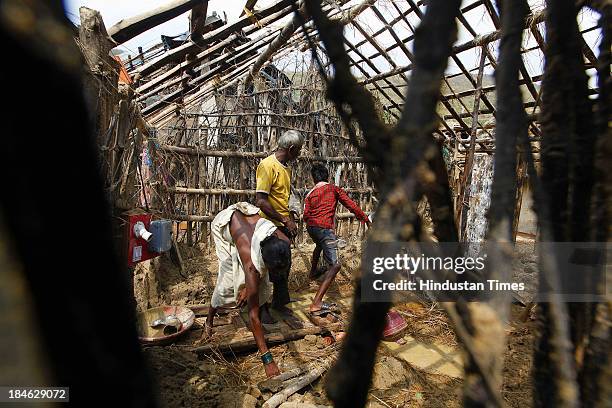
[196,325,213,345]
[309,302,322,313]
[260,305,277,325]
[271,304,293,316]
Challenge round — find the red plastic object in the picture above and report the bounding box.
[127,213,160,267]
[382,310,408,341]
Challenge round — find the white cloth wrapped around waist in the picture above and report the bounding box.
[210,202,276,308]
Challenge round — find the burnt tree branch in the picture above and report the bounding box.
[459,0,530,406]
[305,0,461,406]
[532,0,596,405]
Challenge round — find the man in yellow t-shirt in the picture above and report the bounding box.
[256,130,304,310]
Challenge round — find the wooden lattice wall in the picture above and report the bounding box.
[77,0,604,247]
[146,61,375,247]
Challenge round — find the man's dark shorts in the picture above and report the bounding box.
[272,224,292,307]
[277,225,291,240]
[306,226,339,265]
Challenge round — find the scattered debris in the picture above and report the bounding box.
[263,359,334,408]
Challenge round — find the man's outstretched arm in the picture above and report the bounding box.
[244,265,280,377]
[336,186,371,225]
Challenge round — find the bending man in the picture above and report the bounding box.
[205,202,291,377]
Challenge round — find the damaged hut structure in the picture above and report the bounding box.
[69,0,609,406]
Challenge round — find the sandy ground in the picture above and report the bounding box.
[133,237,537,408]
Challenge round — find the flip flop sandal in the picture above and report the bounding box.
[309,302,339,316]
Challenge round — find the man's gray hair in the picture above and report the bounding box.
[277,130,304,149]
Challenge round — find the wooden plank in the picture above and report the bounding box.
[108,0,205,44]
[192,324,343,354]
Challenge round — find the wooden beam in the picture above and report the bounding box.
[459,47,487,237]
[136,4,296,99]
[147,35,308,123]
[78,7,120,146]
[108,0,204,44]
[137,28,278,102]
[243,2,307,87]
[241,0,373,88]
[135,33,240,95]
[350,17,465,137]
[171,213,363,222]
[336,0,376,25]
[140,32,277,114]
[159,145,364,162]
[168,187,374,195]
[147,53,259,124]
[136,0,296,77]
[189,0,208,39]
[191,323,342,354]
[240,0,259,17]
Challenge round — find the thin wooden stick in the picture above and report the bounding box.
[262,359,333,408]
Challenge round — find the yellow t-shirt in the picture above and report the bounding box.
[256,154,291,226]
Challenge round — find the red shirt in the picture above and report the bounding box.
[303,183,369,229]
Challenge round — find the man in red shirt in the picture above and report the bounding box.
[303,163,371,314]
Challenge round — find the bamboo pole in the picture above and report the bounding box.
[170,212,362,222]
[159,145,364,162]
[168,186,374,195]
[140,32,278,114]
[239,0,373,89]
[243,2,308,88]
[136,13,288,97]
[458,47,487,238]
[351,16,467,137]
[136,0,296,76]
